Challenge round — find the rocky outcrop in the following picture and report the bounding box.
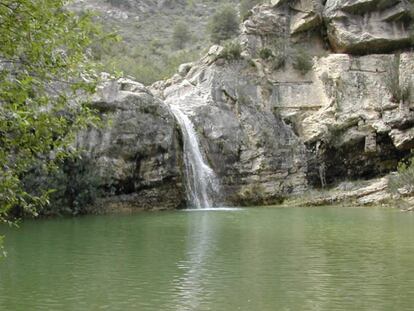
[323,0,413,54]
[239,2,414,188]
[75,1,414,210]
[284,176,392,207]
[76,78,185,211]
[152,51,308,206]
[150,1,414,206]
[290,52,413,185]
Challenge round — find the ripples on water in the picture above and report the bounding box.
[1,207,414,311]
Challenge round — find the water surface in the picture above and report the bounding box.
[1,207,414,311]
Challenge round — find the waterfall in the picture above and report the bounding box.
[170,106,220,209]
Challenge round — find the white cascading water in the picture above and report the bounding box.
[170,106,220,209]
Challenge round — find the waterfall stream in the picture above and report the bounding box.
[170,106,220,209]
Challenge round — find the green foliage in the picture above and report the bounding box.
[240,0,262,21]
[208,5,240,43]
[389,156,414,195]
[172,21,191,50]
[92,0,239,85]
[258,47,286,71]
[259,48,273,60]
[0,1,102,223]
[292,48,313,75]
[219,41,242,61]
[21,155,114,216]
[93,38,200,85]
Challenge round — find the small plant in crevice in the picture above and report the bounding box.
[259,47,273,60]
[292,48,313,75]
[258,47,286,71]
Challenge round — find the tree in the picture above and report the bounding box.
[172,21,191,50]
[0,1,102,228]
[208,5,240,44]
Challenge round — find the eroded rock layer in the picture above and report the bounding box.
[76,78,185,211]
[80,0,414,209]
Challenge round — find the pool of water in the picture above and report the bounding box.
[1,207,414,311]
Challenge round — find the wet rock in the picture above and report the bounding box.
[160,60,309,205]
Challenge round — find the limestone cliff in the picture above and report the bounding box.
[76,78,185,211]
[79,0,414,209]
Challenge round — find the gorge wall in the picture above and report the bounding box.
[79,0,414,210]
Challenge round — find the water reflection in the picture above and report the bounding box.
[1,208,414,311]
[173,212,217,311]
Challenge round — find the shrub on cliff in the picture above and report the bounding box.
[389,156,414,195]
[219,41,242,61]
[259,47,273,60]
[292,48,313,75]
[208,5,240,43]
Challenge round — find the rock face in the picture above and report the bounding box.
[152,0,413,206]
[323,0,413,54]
[153,59,308,205]
[78,1,414,210]
[294,52,413,185]
[76,78,185,211]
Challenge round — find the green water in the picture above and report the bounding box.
[1,207,414,311]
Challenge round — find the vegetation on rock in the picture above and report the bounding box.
[292,48,313,75]
[219,41,243,61]
[21,155,114,217]
[389,156,414,195]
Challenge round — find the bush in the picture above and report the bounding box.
[20,155,114,216]
[259,47,273,60]
[240,0,262,21]
[208,5,240,43]
[172,21,191,50]
[92,39,200,85]
[258,47,286,70]
[219,41,242,61]
[389,156,414,195]
[292,48,313,75]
